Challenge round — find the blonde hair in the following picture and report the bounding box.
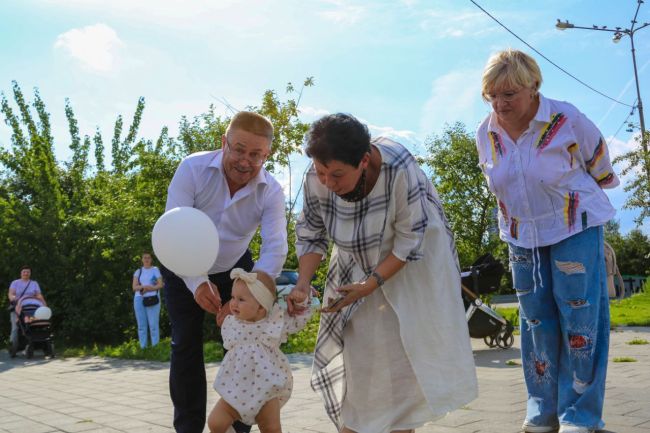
[481,49,543,101]
[226,111,274,142]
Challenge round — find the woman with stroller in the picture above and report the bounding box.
[132,252,163,348]
[287,113,477,433]
[7,265,47,341]
[476,49,619,433]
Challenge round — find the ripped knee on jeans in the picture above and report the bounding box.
[567,299,589,308]
[555,260,586,275]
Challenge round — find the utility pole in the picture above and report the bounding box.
[557,1,650,216]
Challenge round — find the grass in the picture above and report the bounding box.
[626,338,649,345]
[612,357,637,362]
[58,313,321,362]
[496,290,650,328]
[495,307,518,325]
[54,291,650,362]
[609,291,650,327]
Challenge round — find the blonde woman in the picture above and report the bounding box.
[476,49,619,433]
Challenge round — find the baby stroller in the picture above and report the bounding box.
[9,304,55,359]
[461,254,515,349]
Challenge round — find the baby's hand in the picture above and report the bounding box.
[216,301,232,327]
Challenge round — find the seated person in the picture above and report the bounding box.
[16,297,47,323]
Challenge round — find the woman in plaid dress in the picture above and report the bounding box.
[287,114,478,433]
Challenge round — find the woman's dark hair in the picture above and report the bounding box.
[305,113,371,166]
[20,265,31,272]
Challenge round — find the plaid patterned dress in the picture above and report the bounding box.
[296,138,478,431]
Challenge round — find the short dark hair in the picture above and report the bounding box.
[20,265,31,272]
[305,113,371,166]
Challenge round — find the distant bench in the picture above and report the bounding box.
[619,275,648,298]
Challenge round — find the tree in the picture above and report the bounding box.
[613,131,650,225]
[421,122,503,268]
[0,79,316,345]
[605,220,650,276]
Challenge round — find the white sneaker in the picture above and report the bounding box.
[522,421,559,432]
[558,425,593,433]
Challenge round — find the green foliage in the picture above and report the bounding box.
[281,312,320,353]
[61,338,173,361]
[495,307,519,326]
[612,131,650,225]
[421,122,511,291]
[421,122,503,268]
[0,80,313,346]
[604,220,650,276]
[498,292,650,328]
[626,338,649,345]
[58,313,321,362]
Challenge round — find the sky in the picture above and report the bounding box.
[1,0,649,235]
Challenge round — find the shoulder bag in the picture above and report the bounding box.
[138,268,160,307]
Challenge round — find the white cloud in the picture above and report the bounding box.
[318,0,365,25]
[300,106,331,120]
[54,23,123,73]
[420,68,484,136]
[365,122,424,154]
[607,134,638,162]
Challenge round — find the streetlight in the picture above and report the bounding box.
[555,4,649,139]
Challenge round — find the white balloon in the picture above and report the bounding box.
[34,306,52,321]
[152,207,220,277]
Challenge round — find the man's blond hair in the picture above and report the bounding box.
[226,111,274,142]
[481,49,543,101]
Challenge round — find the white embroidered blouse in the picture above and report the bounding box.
[476,94,619,248]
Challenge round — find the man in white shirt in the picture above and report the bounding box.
[162,111,288,433]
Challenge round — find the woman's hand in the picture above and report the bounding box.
[286,282,310,316]
[194,281,221,314]
[321,280,376,313]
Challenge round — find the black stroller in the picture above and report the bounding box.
[9,304,55,359]
[461,254,515,349]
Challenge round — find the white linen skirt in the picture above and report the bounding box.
[341,288,434,433]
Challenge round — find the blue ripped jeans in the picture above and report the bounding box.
[509,226,609,430]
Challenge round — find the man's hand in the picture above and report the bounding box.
[286,282,310,316]
[216,300,232,327]
[194,281,222,314]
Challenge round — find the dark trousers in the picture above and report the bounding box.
[163,250,254,433]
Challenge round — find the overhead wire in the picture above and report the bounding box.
[469,0,635,109]
[608,102,637,146]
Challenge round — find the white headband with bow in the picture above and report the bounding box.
[230,268,275,314]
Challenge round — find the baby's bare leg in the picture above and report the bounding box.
[255,398,281,433]
[207,399,240,433]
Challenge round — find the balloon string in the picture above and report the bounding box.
[208,282,221,308]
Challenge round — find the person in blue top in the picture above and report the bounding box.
[132,252,163,348]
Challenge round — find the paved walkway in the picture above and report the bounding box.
[1,327,649,433]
